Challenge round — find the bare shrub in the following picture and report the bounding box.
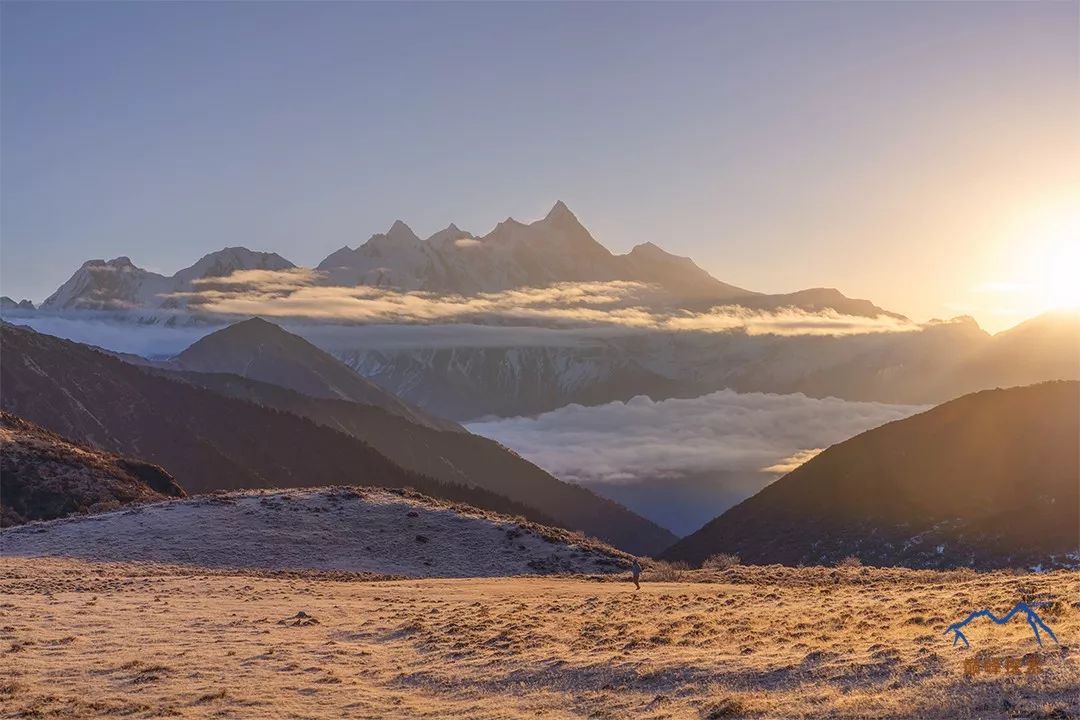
[702,553,741,570]
[649,560,691,582]
[836,555,862,568]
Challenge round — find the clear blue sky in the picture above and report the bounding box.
[2,1,1077,328]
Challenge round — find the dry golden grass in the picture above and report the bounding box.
[0,557,1077,719]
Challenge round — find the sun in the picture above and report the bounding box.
[1022,208,1080,311]
[983,201,1080,326]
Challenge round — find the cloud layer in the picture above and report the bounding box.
[5,316,216,358]
[467,389,926,485]
[176,270,921,336]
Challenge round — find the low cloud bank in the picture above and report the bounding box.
[467,390,925,485]
[175,270,921,337]
[4,316,216,358]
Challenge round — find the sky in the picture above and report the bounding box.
[2,1,1077,332]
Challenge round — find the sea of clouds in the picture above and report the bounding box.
[467,389,925,485]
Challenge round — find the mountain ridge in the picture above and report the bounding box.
[172,317,459,432]
[42,247,296,312]
[37,202,898,319]
[661,381,1080,569]
[0,322,674,554]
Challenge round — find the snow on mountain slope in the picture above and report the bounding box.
[314,201,754,299]
[316,221,443,289]
[0,487,632,577]
[0,297,36,313]
[334,341,685,420]
[318,320,990,420]
[42,257,174,311]
[42,248,296,312]
[171,247,294,286]
[41,201,909,321]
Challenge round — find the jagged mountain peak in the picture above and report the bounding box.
[0,296,36,313]
[544,200,575,221]
[426,223,474,245]
[89,256,139,270]
[183,246,294,269]
[386,220,420,243]
[45,202,901,312]
[537,201,589,235]
[627,241,686,259]
[194,246,278,260]
[172,247,296,287]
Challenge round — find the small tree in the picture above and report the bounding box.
[836,554,862,568]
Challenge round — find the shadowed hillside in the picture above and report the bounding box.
[173,317,458,431]
[149,366,674,554]
[0,411,185,526]
[0,323,673,554]
[664,381,1080,569]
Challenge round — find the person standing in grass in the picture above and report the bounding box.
[631,558,641,590]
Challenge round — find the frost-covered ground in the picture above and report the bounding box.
[0,488,628,577]
[0,558,1077,719]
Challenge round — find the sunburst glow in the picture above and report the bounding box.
[1019,205,1080,311]
[974,200,1080,331]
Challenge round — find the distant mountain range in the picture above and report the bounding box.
[0,321,674,554]
[0,297,35,312]
[663,381,1080,570]
[316,201,756,301]
[41,248,295,312]
[34,202,895,318]
[17,201,1075,420]
[322,310,1078,419]
[0,411,185,527]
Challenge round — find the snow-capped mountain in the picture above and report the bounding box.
[317,220,441,290]
[42,248,295,311]
[0,297,36,313]
[39,202,902,319]
[41,257,174,312]
[316,201,753,299]
[170,246,294,286]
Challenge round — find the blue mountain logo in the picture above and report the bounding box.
[945,602,1059,648]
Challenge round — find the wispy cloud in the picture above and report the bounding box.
[761,448,825,474]
[467,389,924,485]
[173,270,923,336]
